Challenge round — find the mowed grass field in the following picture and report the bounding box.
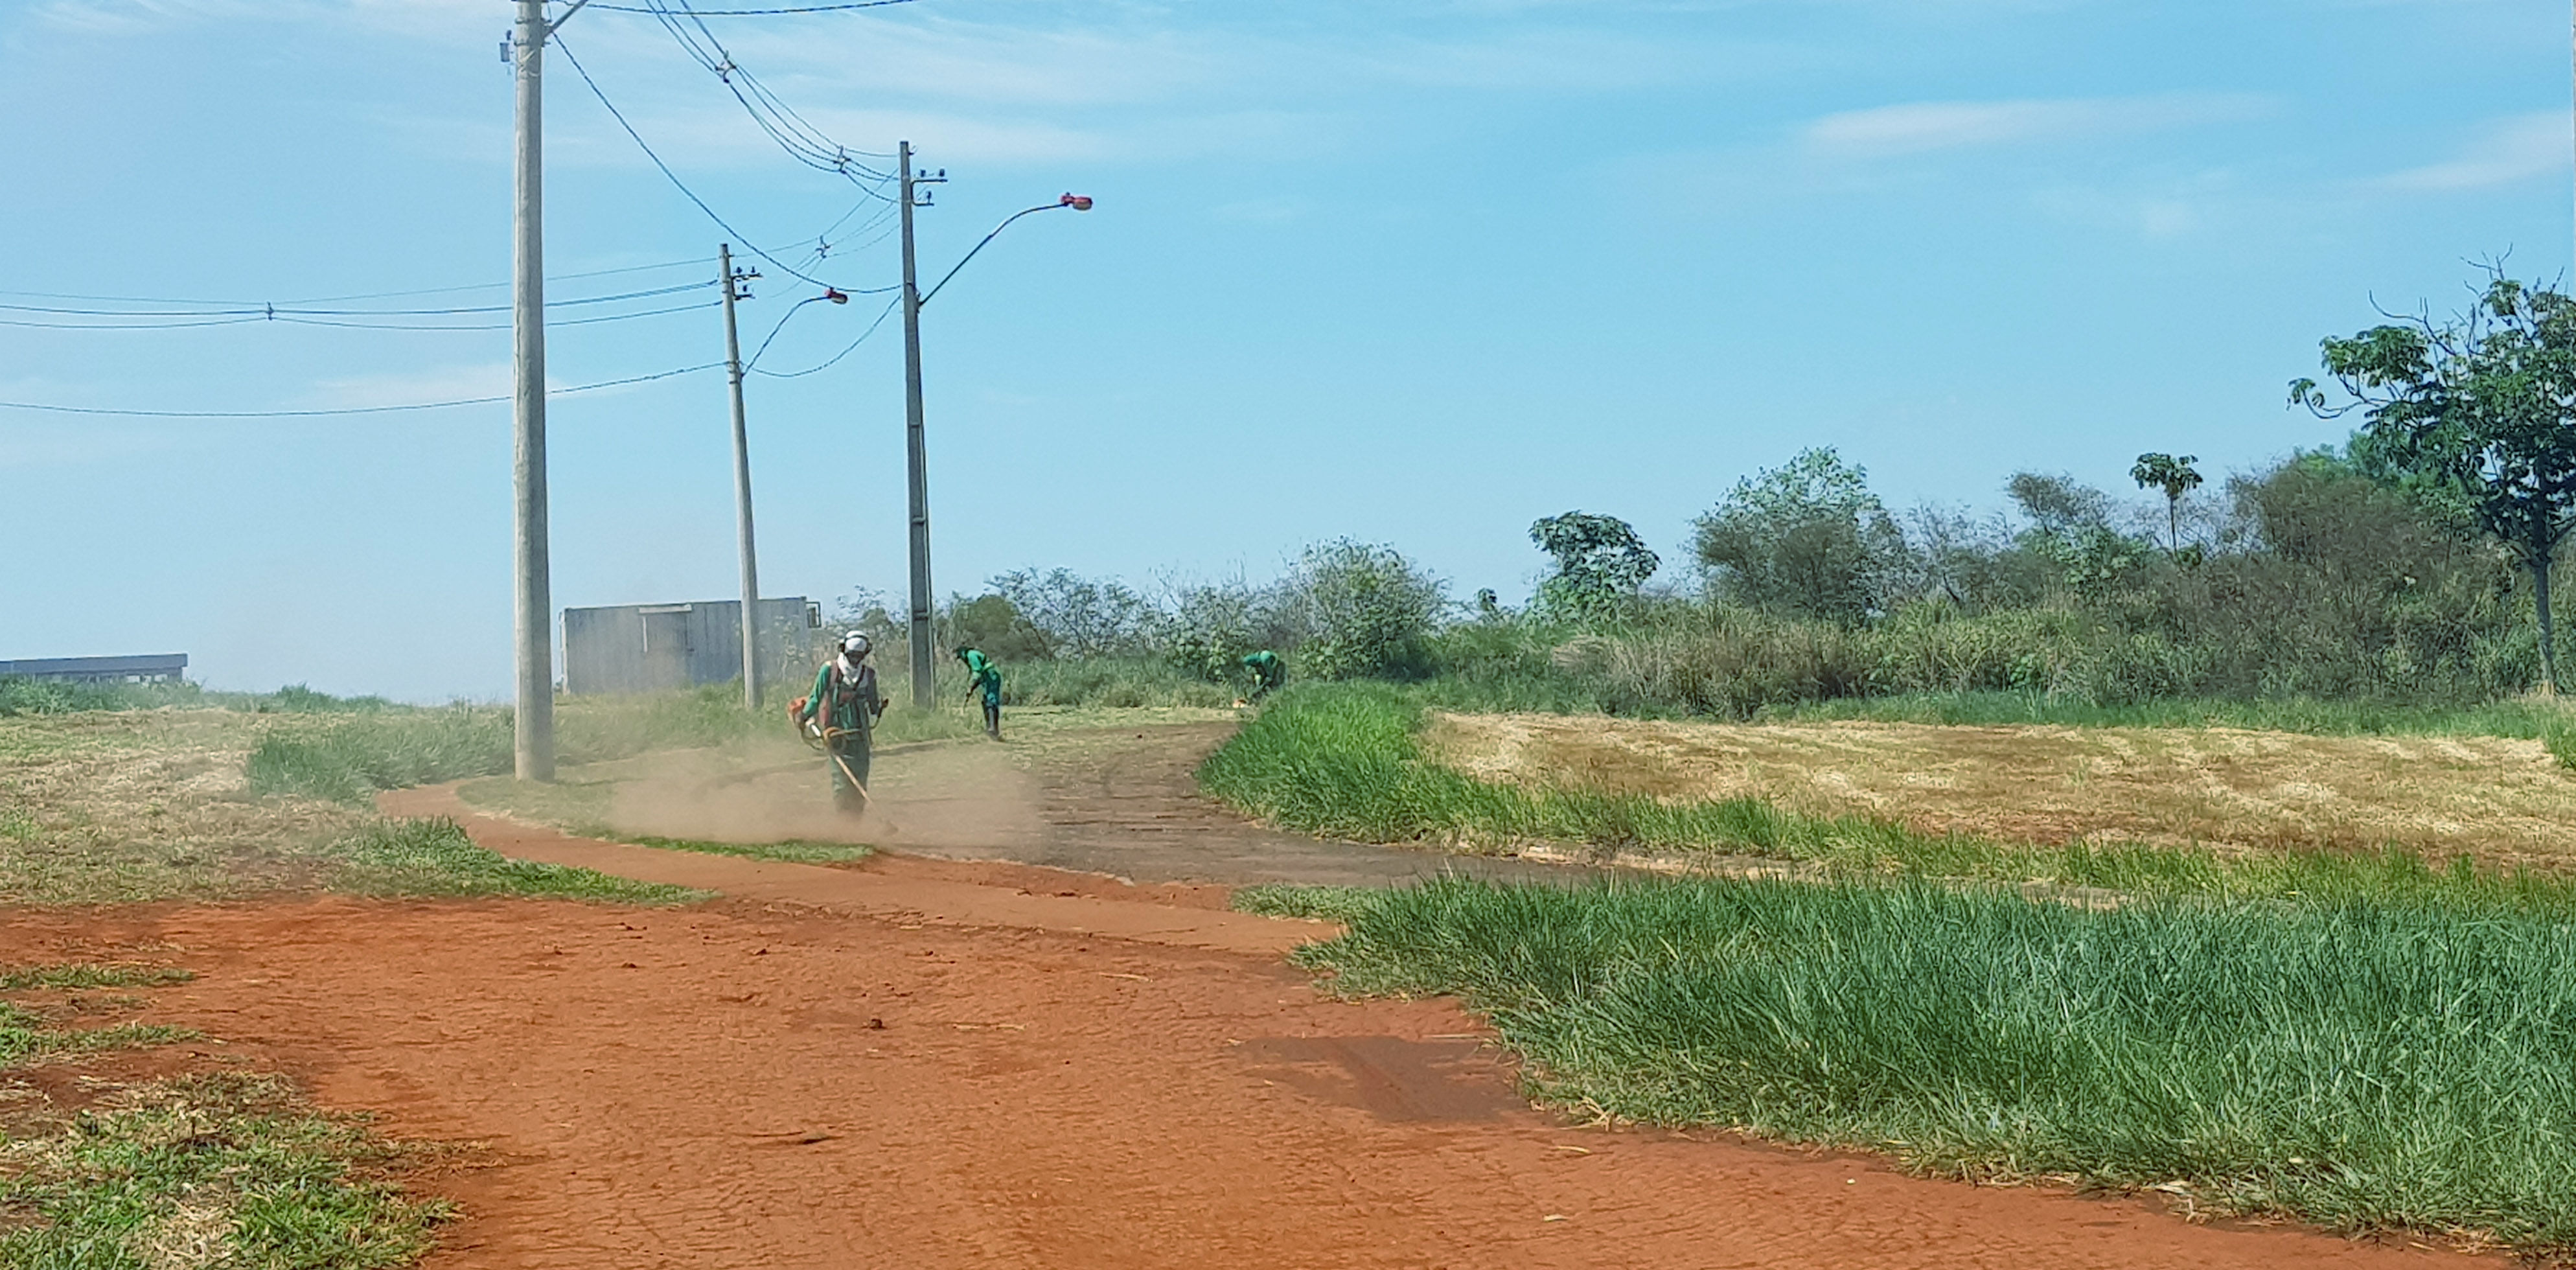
[1213,686,2576,1254]
[1426,711,2576,867]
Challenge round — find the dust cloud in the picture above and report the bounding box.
[601,737,1050,853]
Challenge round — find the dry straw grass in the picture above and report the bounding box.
[1428,711,2576,869]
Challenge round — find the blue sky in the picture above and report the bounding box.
[2,0,2569,700]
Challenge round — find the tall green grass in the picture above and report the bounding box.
[247,711,512,802]
[1201,684,2576,911]
[1301,874,2576,1250]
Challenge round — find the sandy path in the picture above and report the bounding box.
[3,889,2475,1270]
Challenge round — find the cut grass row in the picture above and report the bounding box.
[1202,684,2576,912]
[1272,874,2576,1253]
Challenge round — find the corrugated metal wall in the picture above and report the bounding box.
[562,599,820,695]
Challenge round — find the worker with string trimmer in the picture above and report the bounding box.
[793,632,887,814]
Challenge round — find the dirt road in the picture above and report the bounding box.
[10,886,2472,1270]
[6,724,2485,1267]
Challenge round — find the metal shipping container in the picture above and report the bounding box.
[562,599,822,696]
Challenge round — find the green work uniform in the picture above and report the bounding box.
[1241,649,1284,700]
[957,647,1003,737]
[802,658,882,810]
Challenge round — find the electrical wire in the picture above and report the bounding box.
[271,299,720,331]
[641,0,897,188]
[588,0,915,13]
[0,257,712,309]
[553,34,899,297]
[0,281,713,320]
[0,363,725,419]
[0,316,272,330]
[748,293,899,377]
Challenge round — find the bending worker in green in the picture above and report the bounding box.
[956,645,1003,739]
[1241,649,1285,702]
[801,632,886,813]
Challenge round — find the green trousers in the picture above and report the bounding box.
[827,737,871,810]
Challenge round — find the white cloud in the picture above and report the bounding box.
[2373,111,2569,192]
[1804,93,2266,158]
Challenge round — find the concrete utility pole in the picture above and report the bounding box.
[898,141,942,710]
[508,0,592,781]
[719,244,764,711]
[511,0,557,781]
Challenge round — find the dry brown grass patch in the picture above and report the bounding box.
[1427,711,2576,869]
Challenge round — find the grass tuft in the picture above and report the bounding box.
[1229,884,1380,923]
[0,963,194,992]
[1299,873,2576,1252]
[0,1001,195,1067]
[328,817,705,905]
[579,831,871,865]
[0,1071,450,1269]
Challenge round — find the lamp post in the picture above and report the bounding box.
[895,159,1093,708]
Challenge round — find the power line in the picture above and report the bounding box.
[642,0,897,184]
[749,292,899,376]
[0,316,270,331]
[553,35,901,298]
[0,257,712,310]
[0,363,724,419]
[0,299,721,332]
[0,281,713,320]
[588,0,917,16]
[269,299,720,330]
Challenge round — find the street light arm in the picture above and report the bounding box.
[543,0,593,36]
[917,201,1074,310]
[744,288,847,372]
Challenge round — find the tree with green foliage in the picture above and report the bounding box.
[2294,274,2576,693]
[1694,448,1907,624]
[945,594,1051,662]
[1283,540,1445,680]
[2130,453,2203,551]
[1529,512,1659,623]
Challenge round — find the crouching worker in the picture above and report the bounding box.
[1241,648,1285,703]
[956,645,1003,739]
[801,633,886,813]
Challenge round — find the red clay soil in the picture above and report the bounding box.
[2,795,2484,1269]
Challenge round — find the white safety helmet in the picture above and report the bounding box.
[842,632,871,658]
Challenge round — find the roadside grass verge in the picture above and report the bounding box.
[0,967,450,1267]
[329,818,703,903]
[0,1000,194,1067]
[577,831,870,865]
[1298,873,2576,1253]
[0,1072,452,1269]
[1200,684,2576,911]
